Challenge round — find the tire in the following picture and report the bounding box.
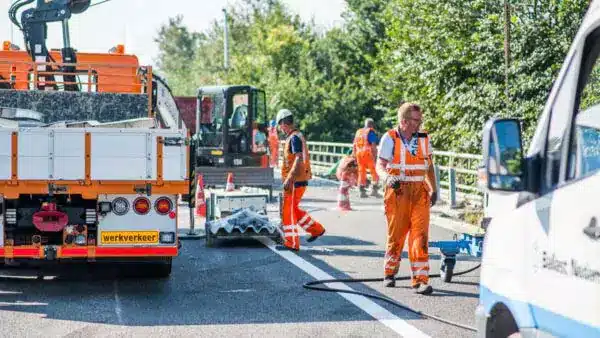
[487,305,520,338]
[138,258,172,278]
[441,264,454,283]
[440,257,456,283]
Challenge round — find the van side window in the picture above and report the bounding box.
[568,37,600,179]
[544,53,581,189]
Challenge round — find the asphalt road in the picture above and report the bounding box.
[0,183,481,337]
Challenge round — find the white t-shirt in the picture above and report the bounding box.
[378,130,433,161]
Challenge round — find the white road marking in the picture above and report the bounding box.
[113,280,123,325]
[0,301,47,306]
[258,237,431,338]
[219,289,255,293]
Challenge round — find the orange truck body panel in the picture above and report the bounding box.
[0,48,142,93]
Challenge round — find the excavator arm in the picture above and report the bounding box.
[10,0,91,91]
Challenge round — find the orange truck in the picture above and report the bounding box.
[0,0,189,277]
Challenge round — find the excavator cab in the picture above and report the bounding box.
[193,85,268,167]
[188,85,274,197]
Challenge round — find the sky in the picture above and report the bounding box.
[0,0,347,65]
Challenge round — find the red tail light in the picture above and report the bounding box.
[133,197,150,215]
[155,197,173,215]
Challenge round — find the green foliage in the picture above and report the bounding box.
[153,0,591,152]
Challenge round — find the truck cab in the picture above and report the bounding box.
[476,3,600,337]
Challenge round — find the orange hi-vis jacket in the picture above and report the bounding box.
[385,130,430,182]
[353,127,375,157]
[282,129,312,182]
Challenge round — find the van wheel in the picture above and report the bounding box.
[487,304,519,338]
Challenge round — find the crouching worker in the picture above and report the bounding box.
[336,156,359,211]
[276,109,326,251]
[376,102,438,295]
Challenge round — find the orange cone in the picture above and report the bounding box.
[195,174,206,217]
[225,172,235,192]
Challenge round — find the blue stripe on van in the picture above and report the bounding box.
[480,285,600,337]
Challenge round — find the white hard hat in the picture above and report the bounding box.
[276,109,293,124]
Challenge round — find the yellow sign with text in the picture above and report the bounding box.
[100,231,159,245]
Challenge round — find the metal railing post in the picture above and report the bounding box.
[434,164,441,195]
[449,168,457,208]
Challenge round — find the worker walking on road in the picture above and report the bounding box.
[268,120,280,167]
[376,102,438,295]
[353,118,381,198]
[276,109,326,251]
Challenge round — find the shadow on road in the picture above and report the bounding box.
[305,235,375,246]
[0,238,404,327]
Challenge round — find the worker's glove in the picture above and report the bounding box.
[430,191,438,206]
[385,176,401,190]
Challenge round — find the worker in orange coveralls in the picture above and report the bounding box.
[276,108,326,251]
[376,102,438,295]
[353,118,381,198]
[268,120,280,167]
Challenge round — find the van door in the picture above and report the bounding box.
[528,24,600,336]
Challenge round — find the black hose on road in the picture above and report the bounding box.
[303,264,481,332]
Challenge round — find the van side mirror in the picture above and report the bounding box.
[480,118,525,192]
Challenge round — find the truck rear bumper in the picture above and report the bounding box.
[0,245,178,259]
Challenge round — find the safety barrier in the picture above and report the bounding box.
[279,141,484,207]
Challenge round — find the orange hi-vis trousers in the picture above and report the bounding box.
[383,182,431,286]
[281,185,325,250]
[269,138,279,167]
[357,154,379,187]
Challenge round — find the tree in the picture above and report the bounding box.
[154,0,591,152]
[154,16,202,96]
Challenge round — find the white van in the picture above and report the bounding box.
[476,3,600,338]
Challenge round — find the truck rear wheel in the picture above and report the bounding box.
[138,258,172,278]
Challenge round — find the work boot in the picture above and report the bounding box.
[383,275,395,288]
[275,244,299,252]
[359,186,368,198]
[307,229,326,243]
[370,184,382,198]
[415,283,433,295]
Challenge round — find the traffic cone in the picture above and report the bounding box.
[195,174,206,217]
[225,172,235,192]
[337,173,352,211]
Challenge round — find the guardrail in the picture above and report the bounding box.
[280,141,484,207]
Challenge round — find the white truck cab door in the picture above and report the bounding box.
[527,18,600,336]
